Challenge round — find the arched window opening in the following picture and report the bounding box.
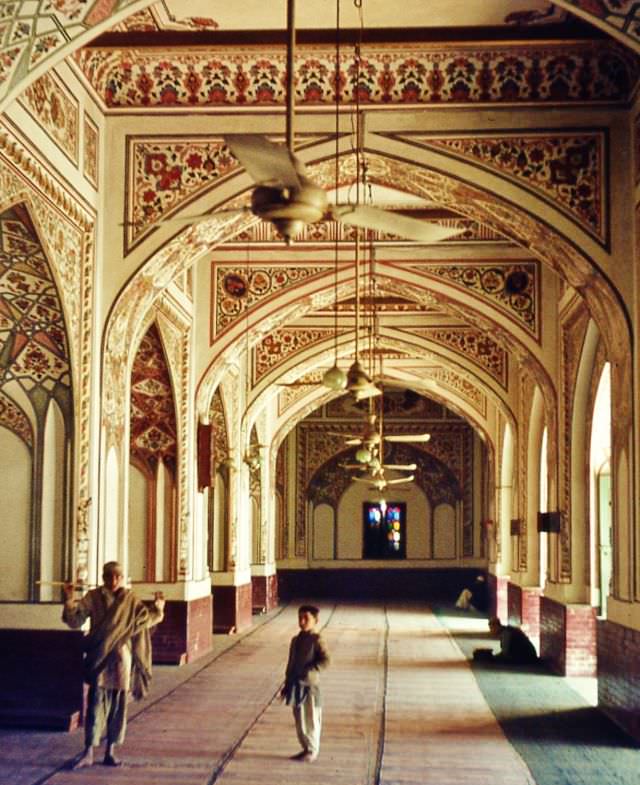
[589,363,611,616]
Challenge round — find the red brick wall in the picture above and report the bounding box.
[152,596,212,665]
[598,618,640,742]
[565,605,597,676]
[507,583,522,626]
[252,574,279,612]
[540,596,567,673]
[521,587,542,652]
[540,596,596,676]
[213,582,253,634]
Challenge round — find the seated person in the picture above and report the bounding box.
[455,587,473,609]
[473,616,538,665]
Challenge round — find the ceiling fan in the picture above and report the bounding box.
[332,412,430,449]
[217,0,463,246]
[352,472,415,492]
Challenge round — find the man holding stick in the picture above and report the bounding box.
[62,561,165,768]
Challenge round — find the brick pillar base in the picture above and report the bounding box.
[540,596,596,676]
[488,574,509,621]
[520,587,542,653]
[507,582,523,626]
[152,595,212,665]
[213,582,252,634]
[598,618,640,743]
[565,604,597,676]
[251,574,278,613]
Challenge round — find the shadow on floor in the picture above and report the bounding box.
[432,603,640,785]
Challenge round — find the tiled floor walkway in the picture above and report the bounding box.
[3,602,538,785]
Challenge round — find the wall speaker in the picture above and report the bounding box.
[538,511,561,533]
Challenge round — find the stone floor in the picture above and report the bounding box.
[0,601,634,785]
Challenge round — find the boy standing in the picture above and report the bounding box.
[281,604,330,762]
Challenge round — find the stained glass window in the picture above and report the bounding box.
[363,502,406,559]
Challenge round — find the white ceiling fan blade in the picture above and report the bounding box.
[224,134,302,188]
[385,433,431,443]
[386,475,415,485]
[331,204,464,243]
[382,463,418,471]
[351,384,382,401]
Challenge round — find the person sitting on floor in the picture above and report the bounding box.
[473,616,538,665]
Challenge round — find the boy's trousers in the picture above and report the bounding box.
[293,693,322,754]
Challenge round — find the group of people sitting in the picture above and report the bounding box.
[456,574,539,666]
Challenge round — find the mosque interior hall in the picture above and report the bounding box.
[1,0,640,781]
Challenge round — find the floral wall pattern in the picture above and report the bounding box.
[74,41,637,110]
[408,327,508,389]
[209,386,229,465]
[125,137,239,251]
[20,69,79,164]
[0,205,71,397]
[559,300,590,583]
[0,0,143,108]
[213,264,328,337]
[418,132,607,244]
[253,327,342,383]
[83,113,99,187]
[0,390,33,447]
[3,2,640,112]
[414,261,539,338]
[130,322,177,473]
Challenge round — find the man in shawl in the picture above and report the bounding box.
[62,561,165,768]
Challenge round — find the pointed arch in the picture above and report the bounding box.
[129,321,178,581]
[0,203,73,600]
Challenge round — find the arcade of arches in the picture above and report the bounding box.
[0,0,639,743]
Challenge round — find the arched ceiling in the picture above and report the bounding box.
[2,0,633,457]
[1,1,639,112]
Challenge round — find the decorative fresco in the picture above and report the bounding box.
[296,419,473,557]
[209,385,229,465]
[560,301,591,583]
[253,327,339,383]
[414,261,539,338]
[517,367,537,572]
[0,390,33,448]
[0,205,71,396]
[74,41,637,109]
[20,70,79,165]
[109,6,159,30]
[83,113,99,187]
[125,137,239,251]
[4,2,640,113]
[425,367,488,417]
[228,216,502,245]
[417,132,607,244]
[130,322,177,473]
[408,327,508,389]
[0,1,141,105]
[213,263,328,338]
